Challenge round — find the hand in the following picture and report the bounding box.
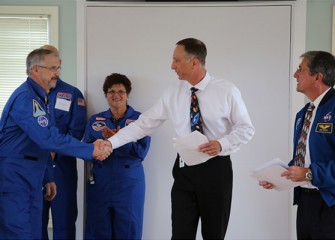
[198,140,221,156]
[281,166,308,182]
[259,181,274,190]
[93,139,113,161]
[44,182,57,201]
[50,152,56,160]
[102,126,120,140]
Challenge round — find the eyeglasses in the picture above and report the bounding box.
[107,90,127,95]
[37,65,61,73]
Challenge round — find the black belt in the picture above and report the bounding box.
[301,188,319,194]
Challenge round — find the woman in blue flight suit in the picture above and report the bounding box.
[83,73,151,240]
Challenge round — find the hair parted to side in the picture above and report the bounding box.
[301,51,335,87]
[103,73,132,94]
[26,48,56,75]
[176,38,207,66]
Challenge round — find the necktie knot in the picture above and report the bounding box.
[191,87,198,94]
[308,103,315,111]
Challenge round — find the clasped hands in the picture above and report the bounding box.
[92,126,120,161]
[93,139,112,161]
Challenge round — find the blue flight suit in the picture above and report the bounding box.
[289,88,335,206]
[83,106,151,240]
[42,79,87,239]
[0,77,93,239]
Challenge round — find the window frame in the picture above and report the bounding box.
[0,6,58,115]
[0,6,58,46]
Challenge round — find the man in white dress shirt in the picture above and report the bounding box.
[105,38,255,239]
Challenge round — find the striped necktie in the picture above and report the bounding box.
[294,103,315,167]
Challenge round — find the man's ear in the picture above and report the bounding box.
[192,57,200,67]
[31,65,39,75]
[315,72,324,82]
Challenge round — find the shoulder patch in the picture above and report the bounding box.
[78,98,86,106]
[33,99,46,117]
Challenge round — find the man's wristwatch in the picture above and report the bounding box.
[305,168,313,181]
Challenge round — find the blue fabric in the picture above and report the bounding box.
[0,77,92,239]
[42,79,87,239]
[289,88,335,207]
[83,106,151,239]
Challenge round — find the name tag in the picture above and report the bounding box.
[55,98,71,112]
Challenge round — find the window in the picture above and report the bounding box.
[0,6,58,115]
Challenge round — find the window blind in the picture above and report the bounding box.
[0,15,49,115]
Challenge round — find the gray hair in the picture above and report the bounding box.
[26,48,57,75]
[301,51,335,87]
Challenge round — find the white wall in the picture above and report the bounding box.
[77,1,306,239]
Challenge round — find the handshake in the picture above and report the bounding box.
[92,139,113,161]
[92,126,120,161]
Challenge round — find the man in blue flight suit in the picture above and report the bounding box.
[40,45,86,239]
[260,51,335,239]
[0,48,112,239]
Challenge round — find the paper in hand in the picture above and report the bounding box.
[250,158,307,191]
[173,131,210,166]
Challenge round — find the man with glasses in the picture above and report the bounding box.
[0,48,111,239]
[260,51,335,239]
[39,45,87,240]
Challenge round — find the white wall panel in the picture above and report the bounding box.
[85,3,297,239]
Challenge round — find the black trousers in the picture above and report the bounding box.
[297,188,335,239]
[171,155,233,240]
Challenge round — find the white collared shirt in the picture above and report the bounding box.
[108,72,255,156]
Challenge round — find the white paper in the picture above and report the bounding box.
[173,131,210,166]
[250,158,307,191]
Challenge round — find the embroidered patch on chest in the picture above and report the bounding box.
[322,112,332,122]
[33,99,46,117]
[92,121,106,131]
[57,92,72,100]
[315,123,333,134]
[295,118,302,131]
[37,116,48,127]
[96,117,106,121]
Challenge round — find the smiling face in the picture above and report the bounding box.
[31,54,60,92]
[171,45,194,81]
[105,83,128,110]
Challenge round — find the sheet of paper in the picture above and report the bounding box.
[173,131,210,166]
[250,158,307,191]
